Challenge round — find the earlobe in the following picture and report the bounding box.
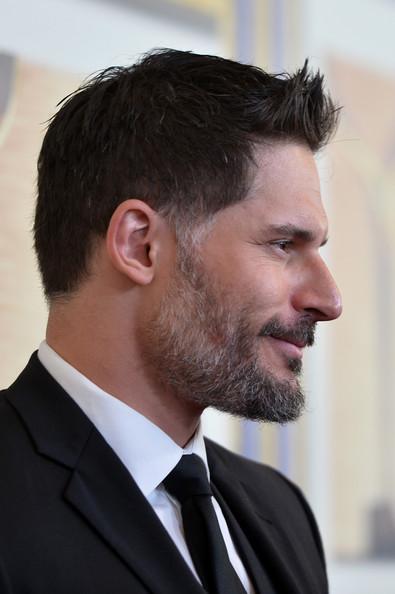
[106,199,157,286]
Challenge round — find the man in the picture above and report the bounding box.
[0,49,342,593]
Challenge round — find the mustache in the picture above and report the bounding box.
[258,317,316,347]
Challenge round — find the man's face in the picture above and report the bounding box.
[140,142,342,423]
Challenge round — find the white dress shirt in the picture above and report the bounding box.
[38,341,253,593]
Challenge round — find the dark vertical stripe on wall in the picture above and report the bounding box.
[234,0,255,63]
[0,53,15,119]
[271,0,285,71]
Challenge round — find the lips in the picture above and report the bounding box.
[265,335,305,360]
[274,335,307,349]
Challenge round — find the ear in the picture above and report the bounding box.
[106,199,159,286]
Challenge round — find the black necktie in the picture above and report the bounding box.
[163,454,246,594]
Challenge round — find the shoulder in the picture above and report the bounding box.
[206,436,314,513]
[206,436,296,491]
[0,389,23,441]
[0,387,37,471]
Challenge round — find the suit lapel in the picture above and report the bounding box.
[207,443,317,594]
[7,354,204,594]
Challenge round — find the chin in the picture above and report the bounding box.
[259,359,302,382]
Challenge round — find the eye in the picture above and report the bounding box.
[271,239,293,252]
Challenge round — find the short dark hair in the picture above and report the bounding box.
[34,48,339,299]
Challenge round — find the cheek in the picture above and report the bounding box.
[251,284,289,323]
[231,264,291,312]
[202,244,291,315]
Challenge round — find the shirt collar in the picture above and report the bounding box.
[38,341,208,497]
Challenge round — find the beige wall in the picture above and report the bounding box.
[0,59,78,385]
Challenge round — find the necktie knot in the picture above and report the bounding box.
[164,454,212,504]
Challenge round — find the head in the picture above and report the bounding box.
[34,49,341,423]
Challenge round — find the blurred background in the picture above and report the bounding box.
[0,0,394,592]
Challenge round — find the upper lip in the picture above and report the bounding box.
[270,335,307,349]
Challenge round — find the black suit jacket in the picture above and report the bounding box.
[0,354,328,593]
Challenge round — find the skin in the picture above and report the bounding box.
[46,141,342,447]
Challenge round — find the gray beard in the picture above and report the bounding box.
[139,257,307,424]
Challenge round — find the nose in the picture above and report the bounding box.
[292,256,342,322]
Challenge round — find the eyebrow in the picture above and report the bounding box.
[267,224,328,247]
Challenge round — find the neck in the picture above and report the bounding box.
[46,305,203,447]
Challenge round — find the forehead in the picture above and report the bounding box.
[217,141,328,237]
